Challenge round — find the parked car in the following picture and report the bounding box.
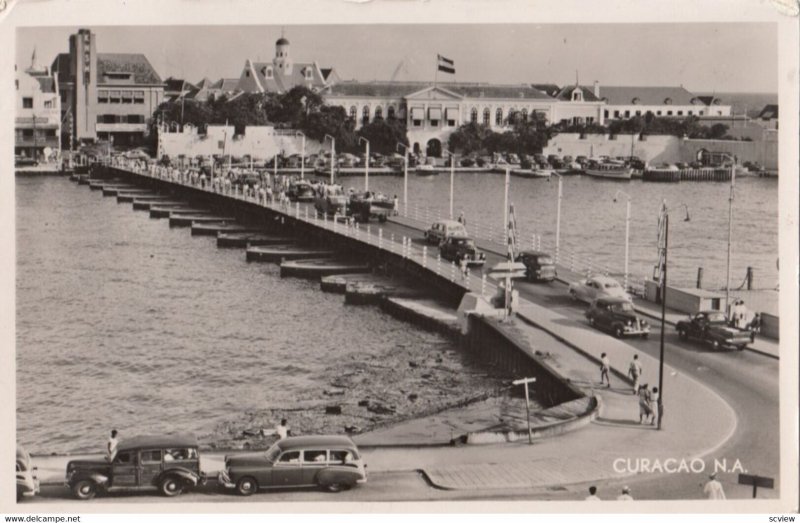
[287,179,316,202]
[17,445,40,501]
[65,435,205,500]
[424,219,468,245]
[515,250,556,282]
[439,235,486,266]
[675,311,755,350]
[562,155,574,164]
[585,297,650,338]
[506,153,521,165]
[219,435,367,495]
[568,275,631,304]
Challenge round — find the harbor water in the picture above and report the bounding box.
[16,176,509,454]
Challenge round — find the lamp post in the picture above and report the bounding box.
[551,172,563,264]
[725,164,736,313]
[657,210,668,431]
[503,166,510,244]
[613,189,632,292]
[443,148,456,219]
[359,136,370,191]
[324,134,336,184]
[397,142,409,216]
[296,131,305,180]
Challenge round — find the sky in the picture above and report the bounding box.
[16,23,777,94]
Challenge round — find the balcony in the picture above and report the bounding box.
[95,122,147,133]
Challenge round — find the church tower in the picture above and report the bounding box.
[273,34,293,75]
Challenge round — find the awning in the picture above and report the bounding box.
[428,108,442,120]
[410,107,424,119]
[445,107,459,120]
[109,91,121,97]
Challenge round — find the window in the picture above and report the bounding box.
[667,111,673,116]
[387,106,395,119]
[127,115,145,124]
[113,451,135,465]
[677,110,683,116]
[134,91,145,104]
[109,91,121,104]
[140,450,162,464]
[246,70,250,78]
[265,67,273,79]
[362,106,370,126]
[278,451,301,464]
[699,110,704,116]
[635,110,641,116]
[303,450,328,463]
[688,110,693,116]
[604,110,609,119]
[349,106,357,121]
[304,68,312,80]
[23,97,33,109]
[483,108,490,125]
[587,117,594,124]
[121,91,133,104]
[330,450,355,464]
[624,110,630,118]
[22,129,33,138]
[44,100,54,109]
[374,106,383,120]
[572,90,583,101]
[98,91,109,104]
[469,108,478,123]
[613,110,620,118]
[656,111,662,116]
[495,108,503,125]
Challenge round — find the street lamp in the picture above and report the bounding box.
[359,136,370,192]
[549,172,563,264]
[324,134,336,184]
[295,131,305,180]
[397,142,410,216]
[442,148,456,219]
[725,164,736,313]
[613,190,632,292]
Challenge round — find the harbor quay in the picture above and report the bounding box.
[23,160,780,502]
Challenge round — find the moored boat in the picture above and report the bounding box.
[584,159,632,180]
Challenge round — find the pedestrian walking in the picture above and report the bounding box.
[459,256,468,281]
[617,486,634,500]
[457,212,466,226]
[638,384,653,424]
[276,418,290,440]
[627,354,642,394]
[107,429,119,462]
[600,353,611,387]
[585,485,601,501]
[703,472,726,499]
[649,386,659,426]
[393,194,399,216]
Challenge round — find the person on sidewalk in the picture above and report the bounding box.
[650,386,660,426]
[617,486,634,500]
[638,384,653,424]
[106,429,119,462]
[703,472,726,499]
[585,485,601,501]
[276,418,290,440]
[600,353,611,387]
[628,354,642,394]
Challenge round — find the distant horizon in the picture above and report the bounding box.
[16,23,778,94]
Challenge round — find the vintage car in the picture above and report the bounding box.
[348,192,394,223]
[314,186,349,217]
[65,435,205,500]
[676,310,755,351]
[568,275,631,304]
[219,435,367,495]
[515,250,556,283]
[585,297,650,338]
[424,219,468,245]
[287,180,316,202]
[16,444,40,501]
[439,235,486,266]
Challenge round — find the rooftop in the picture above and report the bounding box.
[117,434,198,452]
[327,81,553,100]
[276,435,357,451]
[593,85,700,106]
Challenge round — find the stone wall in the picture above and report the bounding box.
[158,125,325,160]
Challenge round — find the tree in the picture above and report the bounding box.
[447,122,492,154]
[300,105,358,152]
[357,118,408,154]
[507,111,555,155]
[269,86,324,126]
[708,123,729,139]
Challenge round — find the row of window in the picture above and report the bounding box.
[15,129,57,139]
[96,114,146,124]
[98,91,146,104]
[605,108,704,119]
[347,104,548,127]
[21,97,56,109]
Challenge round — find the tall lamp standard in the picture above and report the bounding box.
[324,134,336,184]
[724,164,737,313]
[359,136,370,192]
[295,131,305,180]
[613,190,632,292]
[442,148,456,219]
[397,142,410,216]
[549,172,563,265]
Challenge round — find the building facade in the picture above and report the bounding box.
[14,62,62,161]
[235,37,336,95]
[595,84,732,121]
[51,29,165,146]
[323,81,605,157]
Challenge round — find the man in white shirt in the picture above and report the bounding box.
[617,486,634,500]
[276,419,289,440]
[585,485,601,501]
[106,429,119,462]
[703,473,726,499]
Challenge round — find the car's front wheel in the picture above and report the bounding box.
[323,482,350,493]
[236,476,258,496]
[159,475,184,497]
[72,479,97,500]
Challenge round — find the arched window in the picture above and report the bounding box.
[482,108,491,125]
[349,106,357,121]
[664,98,673,105]
[387,106,396,119]
[362,106,370,125]
[470,108,478,123]
[496,108,503,125]
[375,106,383,120]
[521,108,528,122]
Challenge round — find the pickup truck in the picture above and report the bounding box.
[675,310,755,351]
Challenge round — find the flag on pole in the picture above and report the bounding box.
[437,54,455,74]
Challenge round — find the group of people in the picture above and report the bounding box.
[585,473,726,501]
[598,352,663,426]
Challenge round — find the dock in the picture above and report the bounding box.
[245,245,336,263]
[279,258,371,279]
[216,233,294,248]
[168,214,236,227]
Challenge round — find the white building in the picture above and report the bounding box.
[15,57,61,162]
[594,84,732,121]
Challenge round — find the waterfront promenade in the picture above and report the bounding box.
[25,161,778,501]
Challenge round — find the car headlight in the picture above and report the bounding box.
[627,320,632,326]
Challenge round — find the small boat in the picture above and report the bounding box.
[415,164,440,176]
[168,214,235,227]
[513,167,552,179]
[279,258,372,279]
[246,245,337,263]
[584,159,632,180]
[190,223,261,236]
[217,233,293,248]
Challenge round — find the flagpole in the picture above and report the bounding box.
[434,55,438,87]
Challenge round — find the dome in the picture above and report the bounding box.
[276,37,289,46]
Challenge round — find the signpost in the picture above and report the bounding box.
[738,474,774,498]
[512,377,537,444]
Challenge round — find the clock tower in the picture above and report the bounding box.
[69,29,98,141]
